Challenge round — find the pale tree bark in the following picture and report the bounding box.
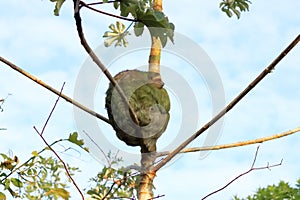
[148,0,163,74]
[137,1,163,199]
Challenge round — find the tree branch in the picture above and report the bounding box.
[86,0,118,6]
[80,1,137,22]
[33,83,84,200]
[202,146,283,200]
[153,34,300,172]
[0,56,110,124]
[73,0,140,125]
[156,126,300,157]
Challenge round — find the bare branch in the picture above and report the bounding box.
[202,146,283,200]
[0,56,110,124]
[153,34,300,172]
[152,194,165,199]
[73,0,140,125]
[82,130,111,166]
[0,93,12,112]
[156,126,300,157]
[33,83,84,200]
[40,82,66,135]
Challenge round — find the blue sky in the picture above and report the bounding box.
[1,0,300,199]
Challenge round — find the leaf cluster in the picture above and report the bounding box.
[234,179,300,200]
[0,143,80,199]
[49,0,253,48]
[86,153,137,200]
[220,0,251,19]
[106,0,174,47]
[0,131,91,199]
[103,21,130,47]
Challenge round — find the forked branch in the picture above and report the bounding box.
[33,83,84,199]
[202,146,283,199]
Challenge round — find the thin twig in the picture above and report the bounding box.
[102,182,116,200]
[0,93,11,112]
[0,56,110,124]
[73,0,140,125]
[153,34,300,172]
[151,194,165,199]
[33,83,84,200]
[86,0,119,6]
[40,82,66,135]
[80,1,137,22]
[156,126,300,157]
[202,146,283,200]
[82,130,111,166]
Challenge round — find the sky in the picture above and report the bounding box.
[1,0,300,199]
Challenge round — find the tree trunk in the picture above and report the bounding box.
[137,0,163,199]
[148,0,163,74]
[148,37,162,74]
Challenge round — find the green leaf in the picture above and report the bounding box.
[226,9,233,18]
[0,153,8,159]
[68,132,84,146]
[114,1,119,9]
[45,188,70,200]
[31,151,39,157]
[0,172,7,177]
[10,178,23,188]
[120,0,139,17]
[167,23,175,43]
[68,132,89,152]
[232,8,241,19]
[138,10,165,28]
[134,22,145,36]
[138,9,175,47]
[118,0,149,18]
[4,179,10,190]
[50,0,66,16]
[0,192,6,200]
